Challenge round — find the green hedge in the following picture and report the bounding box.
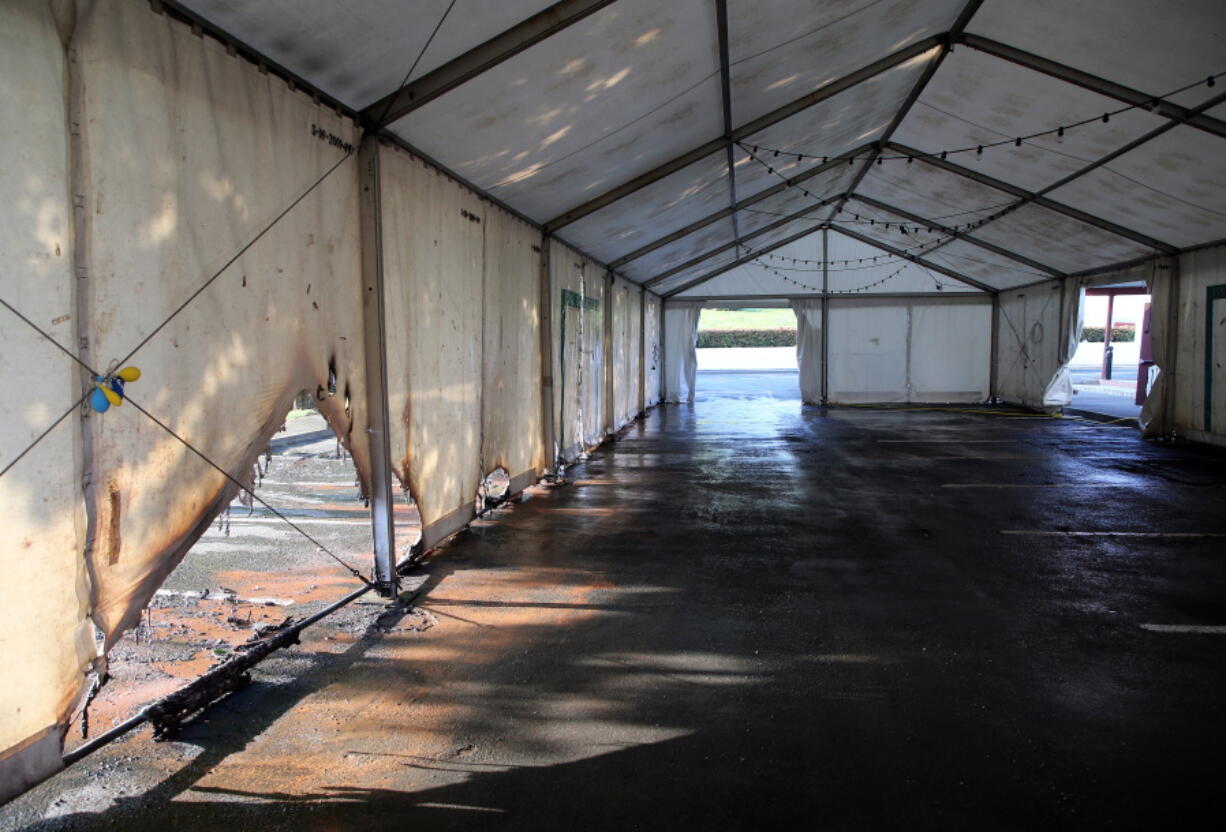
[1083,324,1136,343]
[697,328,797,348]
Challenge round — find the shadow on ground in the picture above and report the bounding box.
[8,372,1226,830]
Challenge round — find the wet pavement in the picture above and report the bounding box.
[4,373,1226,829]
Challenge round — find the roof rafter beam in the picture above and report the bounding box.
[609,145,865,270]
[715,0,742,249]
[361,0,619,128]
[848,194,1064,277]
[887,141,1178,253]
[544,36,945,233]
[678,292,990,302]
[830,225,996,293]
[643,194,846,288]
[955,34,1226,140]
[662,223,828,297]
[829,0,983,224]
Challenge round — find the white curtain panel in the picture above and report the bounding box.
[791,299,823,404]
[663,302,703,403]
[1042,278,1086,407]
[1140,260,1172,434]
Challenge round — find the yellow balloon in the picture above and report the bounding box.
[100,384,122,406]
[117,366,141,382]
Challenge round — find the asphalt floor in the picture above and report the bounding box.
[4,372,1225,830]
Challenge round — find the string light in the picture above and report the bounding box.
[739,144,1024,237]
[734,69,1223,168]
[745,258,921,294]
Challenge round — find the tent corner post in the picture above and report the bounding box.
[1162,254,1181,437]
[358,135,398,597]
[538,233,557,474]
[603,270,615,436]
[821,227,830,405]
[637,283,647,414]
[989,292,1000,403]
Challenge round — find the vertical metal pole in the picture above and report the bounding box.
[659,300,668,402]
[1162,255,1181,435]
[1102,291,1115,380]
[638,285,647,414]
[1054,280,1066,411]
[538,234,556,471]
[820,227,829,404]
[989,292,1000,403]
[358,136,397,595]
[604,271,615,435]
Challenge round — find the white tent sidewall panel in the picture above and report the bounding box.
[0,0,94,802]
[663,302,703,403]
[1169,244,1226,447]
[381,147,484,549]
[828,296,991,404]
[995,282,1064,410]
[791,299,823,405]
[549,240,604,462]
[643,292,663,407]
[481,205,546,494]
[79,0,369,646]
[610,275,641,429]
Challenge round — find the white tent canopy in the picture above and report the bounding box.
[178,0,1224,298]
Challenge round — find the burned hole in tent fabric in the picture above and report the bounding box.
[476,467,512,514]
[64,389,389,750]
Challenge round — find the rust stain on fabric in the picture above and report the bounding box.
[106,483,122,565]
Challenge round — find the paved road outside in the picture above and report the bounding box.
[696,346,796,371]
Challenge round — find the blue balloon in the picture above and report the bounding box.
[89,386,111,413]
[109,377,125,399]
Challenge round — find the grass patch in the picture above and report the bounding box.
[699,307,795,331]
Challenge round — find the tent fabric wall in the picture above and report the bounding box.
[581,268,608,449]
[994,282,1065,410]
[78,0,371,647]
[381,145,485,549]
[663,302,703,403]
[611,276,642,429]
[828,297,991,403]
[0,0,95,803]
[791,299,824,405]
[1142,258,1177,435]
[1149,245,1226,447]
[908,299,993,402]
[643,292,663,408]
[481,204,547,495]
[549,240,605,462]
[1043,279,1087,407]
[625,283,642,423]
